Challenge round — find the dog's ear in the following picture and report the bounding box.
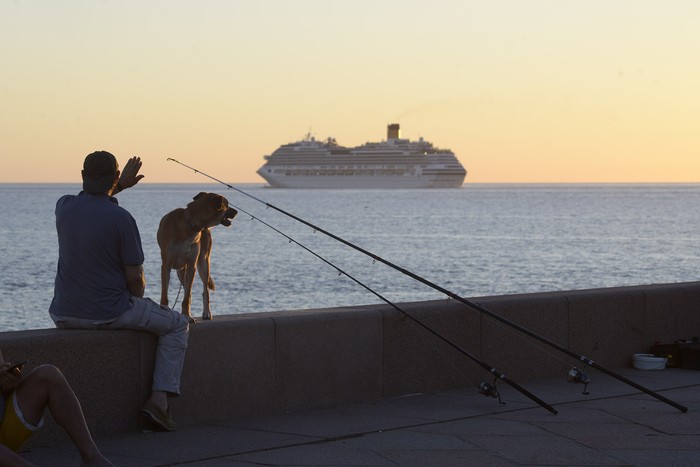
[193,192,207,200]
[217,196,228,212]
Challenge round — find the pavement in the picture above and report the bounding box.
[19,367,700,466]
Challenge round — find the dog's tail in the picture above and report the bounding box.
[208,277,215,291]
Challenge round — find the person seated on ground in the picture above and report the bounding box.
[0,350,113,467]
[48,153,189,432]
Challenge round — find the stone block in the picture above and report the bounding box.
[272,307,383,409]
[643,282,700,345]
[477,292,569,382]
[567,287,646,368]
[381,300,481,396]
[175,314,277,423]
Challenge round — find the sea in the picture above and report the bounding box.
[1,183,699,332]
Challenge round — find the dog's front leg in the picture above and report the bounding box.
[160,263,170,307]
[179,264,197,323]
[198,230,214,320]
[202,292,211,321]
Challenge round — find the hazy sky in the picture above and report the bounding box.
[2,0,699,184]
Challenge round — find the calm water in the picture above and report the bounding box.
[1,183,699,332]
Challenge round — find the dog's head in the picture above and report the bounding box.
[189,192,238,228]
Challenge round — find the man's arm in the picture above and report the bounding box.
[124,265,146,298]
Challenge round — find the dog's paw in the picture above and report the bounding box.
[187,316,197,324]
[202,313,213,321]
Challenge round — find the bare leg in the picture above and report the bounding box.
[15,365,113,467]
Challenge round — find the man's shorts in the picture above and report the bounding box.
[0,392,44,452]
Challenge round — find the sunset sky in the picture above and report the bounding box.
[2,0,699,184]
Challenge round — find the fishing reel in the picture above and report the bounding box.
[567,366,590,395]
[478,378,504,405]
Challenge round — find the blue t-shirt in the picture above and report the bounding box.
[49,192,145,320]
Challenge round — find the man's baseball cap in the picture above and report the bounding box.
[82,151,119,193]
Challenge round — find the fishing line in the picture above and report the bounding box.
[167,158,688,413]
[230,202,557,413]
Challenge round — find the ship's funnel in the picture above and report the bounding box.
[387,123,400,140]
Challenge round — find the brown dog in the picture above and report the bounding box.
[157,192,237,321]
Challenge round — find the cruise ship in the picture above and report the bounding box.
[256,124,467,189]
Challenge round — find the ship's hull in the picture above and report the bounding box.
[257,169,465,189]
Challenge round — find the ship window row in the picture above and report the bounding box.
[272,164,420,170]
[269,154,459,163]
[266,158,460,168]
[273,168,419,177]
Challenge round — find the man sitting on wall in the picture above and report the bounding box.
[48,153,189,432]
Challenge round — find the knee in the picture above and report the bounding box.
[30,364,68,387]
[175,314,190,334]
[160,312,189,343]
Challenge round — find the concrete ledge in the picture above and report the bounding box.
[2,282,699,445]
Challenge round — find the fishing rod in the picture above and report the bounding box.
[167,158,688,413]
[230,203,558,414]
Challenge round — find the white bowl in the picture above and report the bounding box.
[632,353,667,370]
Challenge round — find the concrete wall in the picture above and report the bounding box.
[2,282,699,445]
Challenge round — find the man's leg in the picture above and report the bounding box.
[15,365,113,466]
[51,298,188,431]
[52,301,189,397]
[108,297,189,398]
[107,297,189,431]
